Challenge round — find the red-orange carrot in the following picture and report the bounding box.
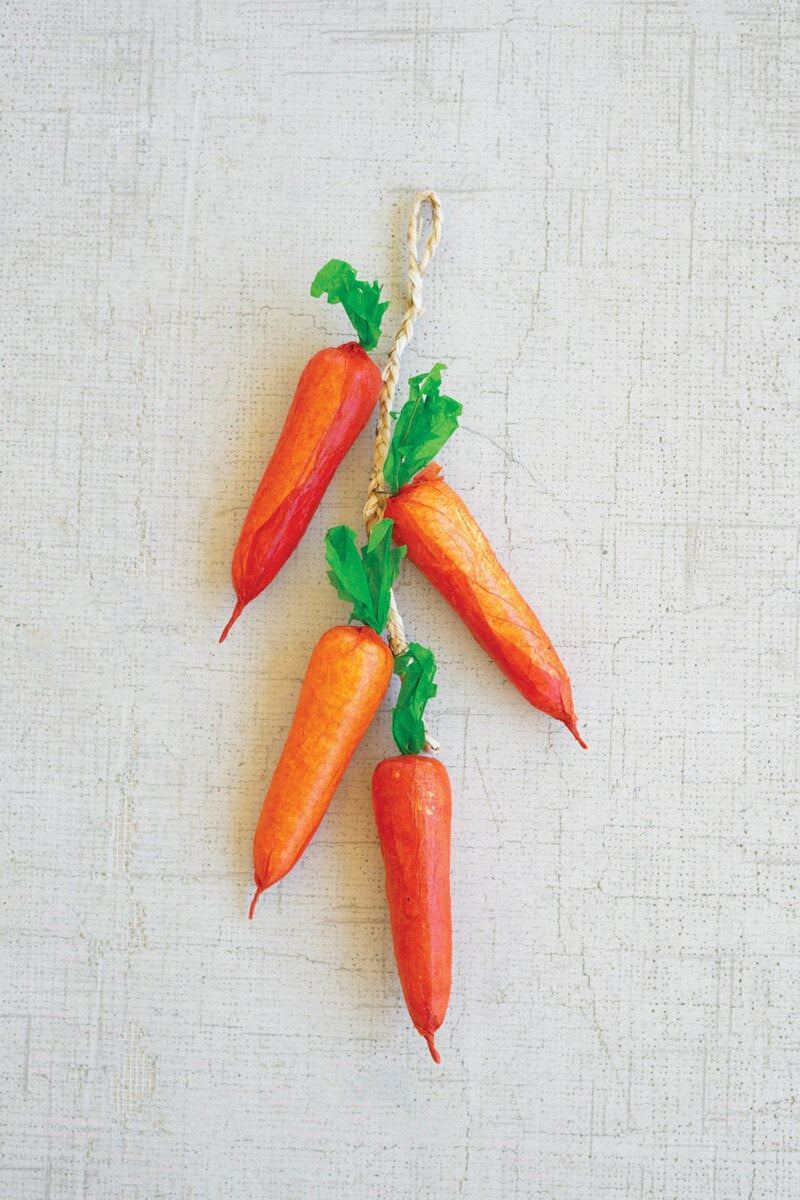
[221,260,387,641]
[372,754,452,1063]
[251,624,392,910]
[386,463,586,746]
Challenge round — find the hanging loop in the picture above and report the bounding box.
[362,191,443,753]
[363,191,442,535]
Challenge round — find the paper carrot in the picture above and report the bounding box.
[372,644,452,1063]
[249,519,403,913]
[382,365,585,745]
[221,261,388,641]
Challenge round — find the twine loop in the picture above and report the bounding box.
[363,191,442,536]
[364,191,442,752]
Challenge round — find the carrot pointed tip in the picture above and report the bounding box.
[219,600,244,644]
[248,883,266,919]
[566,717,587,749]
[424,1032,441,1064]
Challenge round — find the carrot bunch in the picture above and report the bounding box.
[219,209,585,1066]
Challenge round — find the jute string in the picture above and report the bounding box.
[364,190,442,752]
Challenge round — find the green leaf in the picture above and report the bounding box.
[360,519,406,634]
[392,642,438,755]
[324,519,405,634]
[325,525,374,622]
[310,259,389,351]
[383,363,462,493]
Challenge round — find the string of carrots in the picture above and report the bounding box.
[219,195,585,1064]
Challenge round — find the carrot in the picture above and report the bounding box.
[371,642,451,1061]
[250,518,405,913]
[220,260,388,641]
[251,624,392,907]
[373,755,452,1063]
[375,361,583,745]
[387,464,585,745]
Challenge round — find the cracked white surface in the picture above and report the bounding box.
[2,1,799,1197]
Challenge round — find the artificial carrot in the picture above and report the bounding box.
[387,464,585,746]
[372,644,452,1063]
[377,362,584,745]
[373,756,452,1063]
[251,624,392,907]
[220,261,388,641]
[250,519,404,913]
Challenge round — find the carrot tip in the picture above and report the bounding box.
[423,1032,441,1064]
[248,883,266,919]
[219,600,244,644]
[567,718,588,749]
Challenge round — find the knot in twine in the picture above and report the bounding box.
[364,190,443,752]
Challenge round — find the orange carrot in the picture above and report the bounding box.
[386,463,585,746]
[372,754,452,1063]
[222,346,380,641]
[221,260,388,641]
[250,518,405,913]
[251,624,392,909]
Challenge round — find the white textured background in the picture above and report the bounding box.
[3,1,799,1196]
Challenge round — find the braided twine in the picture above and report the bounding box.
[364,190,442,752]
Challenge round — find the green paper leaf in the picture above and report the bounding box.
[324,519,405,634]
[360,519,407,635]
[392,642,438,755]
[383,363,462,493]
[310,259,389,351]
[325,525,373,617]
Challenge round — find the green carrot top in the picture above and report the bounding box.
[311,259,389,352]
[383,363,462,494]
[324,518,406,635]
[392,642,438,755]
